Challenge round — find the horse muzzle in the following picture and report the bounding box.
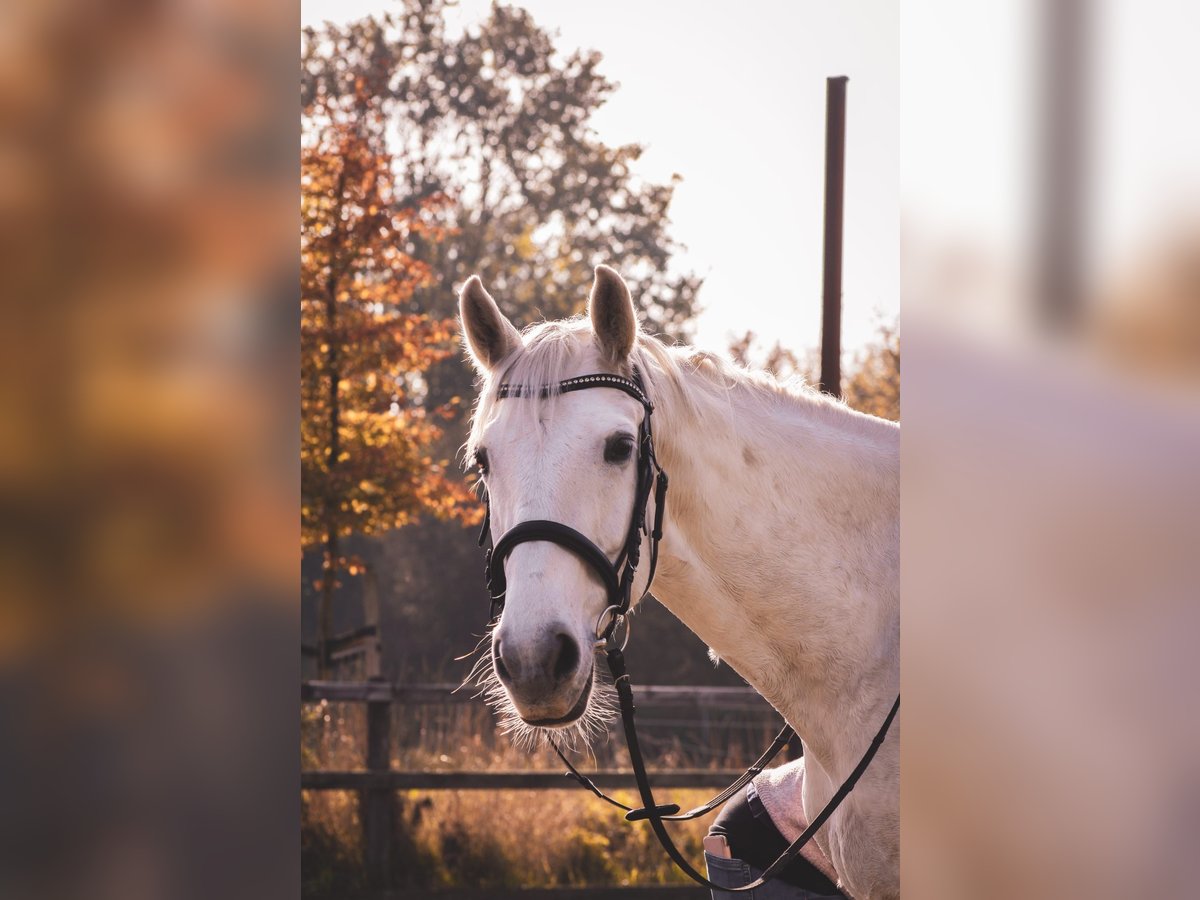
[492,626,591,725]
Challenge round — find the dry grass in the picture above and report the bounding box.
[301,697,782,893]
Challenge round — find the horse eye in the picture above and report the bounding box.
[604,434,636,464]
[475,448,489,475]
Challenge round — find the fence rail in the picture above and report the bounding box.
[302,768,747,791]
[302,679,774,896]
[302,679,771,709]
[309,889,710,900]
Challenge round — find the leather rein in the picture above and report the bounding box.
[476,367,899,892]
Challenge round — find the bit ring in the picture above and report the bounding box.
[594,604,631,652]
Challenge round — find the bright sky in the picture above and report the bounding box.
[900,0,1200,304]
[302,0,900,355]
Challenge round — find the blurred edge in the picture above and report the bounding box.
[902,0,1200,897]
[0,1,298,899]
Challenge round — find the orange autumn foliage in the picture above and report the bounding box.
[301,116,477,600]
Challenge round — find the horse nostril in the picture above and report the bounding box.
[551,632,580,683]
[493,640,513,684]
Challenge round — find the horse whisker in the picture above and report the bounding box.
[452,632,493,668]
[462,640,617,754]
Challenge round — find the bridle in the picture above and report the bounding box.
[476,367,899,892]
[479,370,667,631]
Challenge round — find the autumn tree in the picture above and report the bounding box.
[301,95,474,674]
[297,2,707,680]
[302,0,703,418]
[843,321,900,421]
[730,321,900,421]
[728,330,816,381]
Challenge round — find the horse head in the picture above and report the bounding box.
[460,266,652,738]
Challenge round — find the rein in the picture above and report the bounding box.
[476,367,899,892]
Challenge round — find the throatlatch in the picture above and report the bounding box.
[474,366,898,892]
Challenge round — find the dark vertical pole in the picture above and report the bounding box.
[363,678,393,889]
[1036,0,1089,334]
[819,76,848,398]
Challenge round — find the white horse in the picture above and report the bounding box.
[459,266,899,899]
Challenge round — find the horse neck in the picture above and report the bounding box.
[649,376,899,770]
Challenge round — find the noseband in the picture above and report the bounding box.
[474,366,899,893]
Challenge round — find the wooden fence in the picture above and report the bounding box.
[301,679,775,898]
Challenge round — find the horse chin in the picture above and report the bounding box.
[519,674,593,729]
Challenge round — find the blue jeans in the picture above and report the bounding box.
[705,851,844,900]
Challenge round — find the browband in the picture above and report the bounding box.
[495,373,651,409]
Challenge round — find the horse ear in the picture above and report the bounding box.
[588,265,637,363]
[459,276,521,372]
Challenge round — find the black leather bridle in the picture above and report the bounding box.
[479,370,667,631]
[475,367,899,892]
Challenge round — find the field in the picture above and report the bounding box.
[300,693,786,894]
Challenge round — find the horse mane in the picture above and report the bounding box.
[463,316,866,467]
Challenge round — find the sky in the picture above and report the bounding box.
[301,0,900,356]
[900,0,1200,324]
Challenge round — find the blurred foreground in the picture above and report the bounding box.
[0,0,297,898]
[902,2,1200,896]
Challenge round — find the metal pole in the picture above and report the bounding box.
[1037,0,1089,334]
[819,76,848,398]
